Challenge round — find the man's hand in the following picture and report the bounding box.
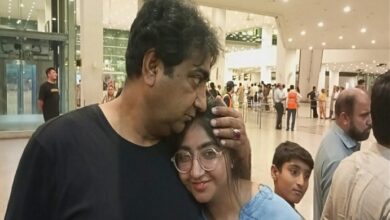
[209,97,251,179]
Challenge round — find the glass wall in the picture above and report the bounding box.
[0,0,75,132]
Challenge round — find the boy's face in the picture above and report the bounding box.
[271,159,312,205]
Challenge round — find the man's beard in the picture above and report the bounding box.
[348,121,371,142]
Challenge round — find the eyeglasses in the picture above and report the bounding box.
[171,146,224,173]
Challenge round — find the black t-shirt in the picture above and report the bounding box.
[5,105,202,220]
[39,81,59,121]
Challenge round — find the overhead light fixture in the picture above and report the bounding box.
[300,30,306,36]
[318,22,324,27]
[20,3,24,7]
[339,36,343,40]
[288,38,293,42]
[16,19,21,24]
[360,28,367,33]
[352,45,356,49]
[371,40,376,44]
[52,17,57,21]
[343,6,351,13]
[309,46,313,50]
[322,42,326,46]
[283,0,289,2]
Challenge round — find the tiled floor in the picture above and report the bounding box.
[0,104,375,219]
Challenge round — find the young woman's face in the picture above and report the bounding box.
[176,122,229,204]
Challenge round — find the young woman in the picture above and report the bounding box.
[171,98,301,220]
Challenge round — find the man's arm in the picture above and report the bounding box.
[38,100,44,112]
[320,160,341,210]
[209,98,251,179]
[5,138,55,220]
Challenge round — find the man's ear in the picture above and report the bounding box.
[271,164,279,181]
[339,112,350,127]
[141,49,161,86]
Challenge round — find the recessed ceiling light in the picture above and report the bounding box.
[373,60,377,63]
[309,46,313,50]
[322,42,326,46]
[360,28,367,33]
[318,22,324,27]
[339,36,343,40]
[371,40,376,44]
[300,30,306,36]
[352,45,356,49]
[283,0,289,2]
[288,38,293,42]
[20,3,24,7]
[52,17,57,21]
[343,6,351,13]
[16,19,21,24]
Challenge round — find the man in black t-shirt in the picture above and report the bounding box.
[5,1,251,220]
[38,67,59,121]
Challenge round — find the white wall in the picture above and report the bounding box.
[323,49,390,63]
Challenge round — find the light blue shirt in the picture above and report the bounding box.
[313,123,360,220]
[240,185,301,220]
[202,185,301,220]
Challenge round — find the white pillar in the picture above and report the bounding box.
[80,0,103,106]
[210,8,226,86]
[276,32,298,85]
[261,25,272,83]
[298,49,323,100]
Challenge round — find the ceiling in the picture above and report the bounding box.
[198,0,389,50]
[2,0,388,50]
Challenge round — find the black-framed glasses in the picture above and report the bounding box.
[171,146,224,173]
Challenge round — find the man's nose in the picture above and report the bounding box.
[194,87,207,112]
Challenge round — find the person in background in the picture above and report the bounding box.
[236,82,245,108]
[321,71,390,220]
[327,86,339,120]
[271,141,314,219]
[286,85,301,131]
[5,0,251,219]
[356,79,366,90]
[208,82,221,98]
[223,81,235,108]
[173,98,301,220]
[101,84,116,103]
[38,67,60,121]
[318,89,327,119]
[274,83,286,130]
[307,86,318,118]
[313,88,372,220]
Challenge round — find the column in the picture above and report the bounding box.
[276,32,298,85]
[80,0,103,105]
[298,49,324,100]
[210,8,226,86]
[261,25,272,83]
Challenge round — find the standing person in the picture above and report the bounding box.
[236,82,245,108]
[38,67,60,121]
[271,141,314,218]
[173,99,301,220]
[286,85,300,131]
[5,1,251,219]
[327,86,339,119]
[101,84,116,103]
[274,83,286,130]
[313,88,372,220]
[318,88,327,119]
[208,82,221,98]
[223,81,235,108]
[321,71,390,220]
[356,79,366,90]
[307,86,318,118]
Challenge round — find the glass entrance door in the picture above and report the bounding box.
[5,60,37,114]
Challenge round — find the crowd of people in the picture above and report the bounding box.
[7,0,389,219]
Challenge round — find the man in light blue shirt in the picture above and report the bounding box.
[313,88,372,220]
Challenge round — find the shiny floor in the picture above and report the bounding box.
[0,103,375,219]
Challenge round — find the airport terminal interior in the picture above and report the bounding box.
[0,0,389,219]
